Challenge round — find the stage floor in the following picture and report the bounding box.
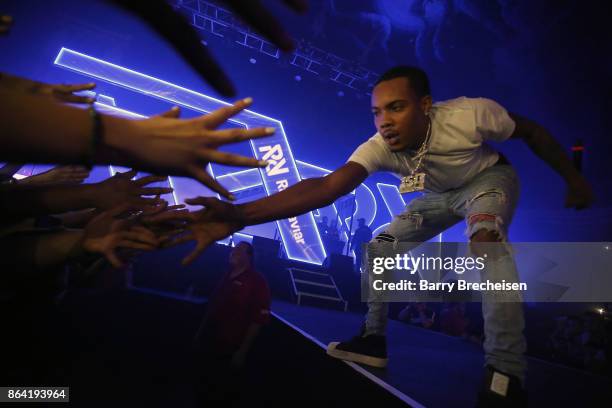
[271,300,612,407]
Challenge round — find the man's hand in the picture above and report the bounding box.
[509,113,596,211]
[82,203,160,268]
[565,175,595,210]
[18,165,90,186]
[91,169,172,210]
[169,197,245,265]
[110,99,274,199]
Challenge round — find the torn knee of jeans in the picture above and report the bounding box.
[374,233,396,243]
[468,213,498,226]
[470,227,502,242]
[466,214,507,242]
[467,189,506,209]
[372,233,399,250]
[398,212,423,229]
[468,220,513,260]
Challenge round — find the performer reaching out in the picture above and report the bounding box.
[176,66,594,406]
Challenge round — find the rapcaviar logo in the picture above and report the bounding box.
[259,144,289,176]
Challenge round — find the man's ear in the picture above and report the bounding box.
[421,95,433,115]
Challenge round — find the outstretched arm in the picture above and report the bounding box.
[0,170,169,223]
[509,113,594,209]
[239,161,368,225]
[175,162,368,264]
[1,90,272,198]
[0,73,95,104]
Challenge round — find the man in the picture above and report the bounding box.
[317,215,329,236]
[350,218,373,271]
[178,66,594,405]
[193,242,271,367]
[192,242,271,404]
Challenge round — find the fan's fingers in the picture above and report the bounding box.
[195,97,252,129]
[117,240,158,251]
[105,250,124,268]
[152,106,181,119]
[139,187,173,196]
[188,165,234,201]
[163,231,195,248]
[205,126,275,146]
[60,83,96,92]
[199,149,267,168]
[135,175,169,186]
[181,240,208,266]
[120,230,159,246]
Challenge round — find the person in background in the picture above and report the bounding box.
[317,215,330,236]
[193,241,271,404]
[350,218,372,271]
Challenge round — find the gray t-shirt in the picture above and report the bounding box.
[347,97,516,193]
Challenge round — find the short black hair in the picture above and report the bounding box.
[374,66,431,98]
[236,241,254,260]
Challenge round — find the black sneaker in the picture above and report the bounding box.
[476,366,527,407]
[326,331,388,368]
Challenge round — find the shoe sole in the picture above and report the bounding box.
[326,342,388,368]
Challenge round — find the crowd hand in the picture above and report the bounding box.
[110,0,307,97]
[168,197,245,265]
[139,201,193,243]
[81,203,160,268]
[18,165,90,186]
[221,0,307,52]
[0,14,12,34]
[565,175,595,210]
[30,81,96,104]
[121,98,273,200]
[0,73,96,104]
[92,169,172,210]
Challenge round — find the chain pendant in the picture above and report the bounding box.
[399,172,426,193]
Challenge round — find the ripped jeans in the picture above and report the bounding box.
[365,164,527,381]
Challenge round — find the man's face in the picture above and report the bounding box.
[371,77,430,152]
[229,243,251,267]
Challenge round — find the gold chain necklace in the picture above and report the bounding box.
[399,117,432,193]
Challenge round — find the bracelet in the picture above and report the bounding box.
[87,105,103,166]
